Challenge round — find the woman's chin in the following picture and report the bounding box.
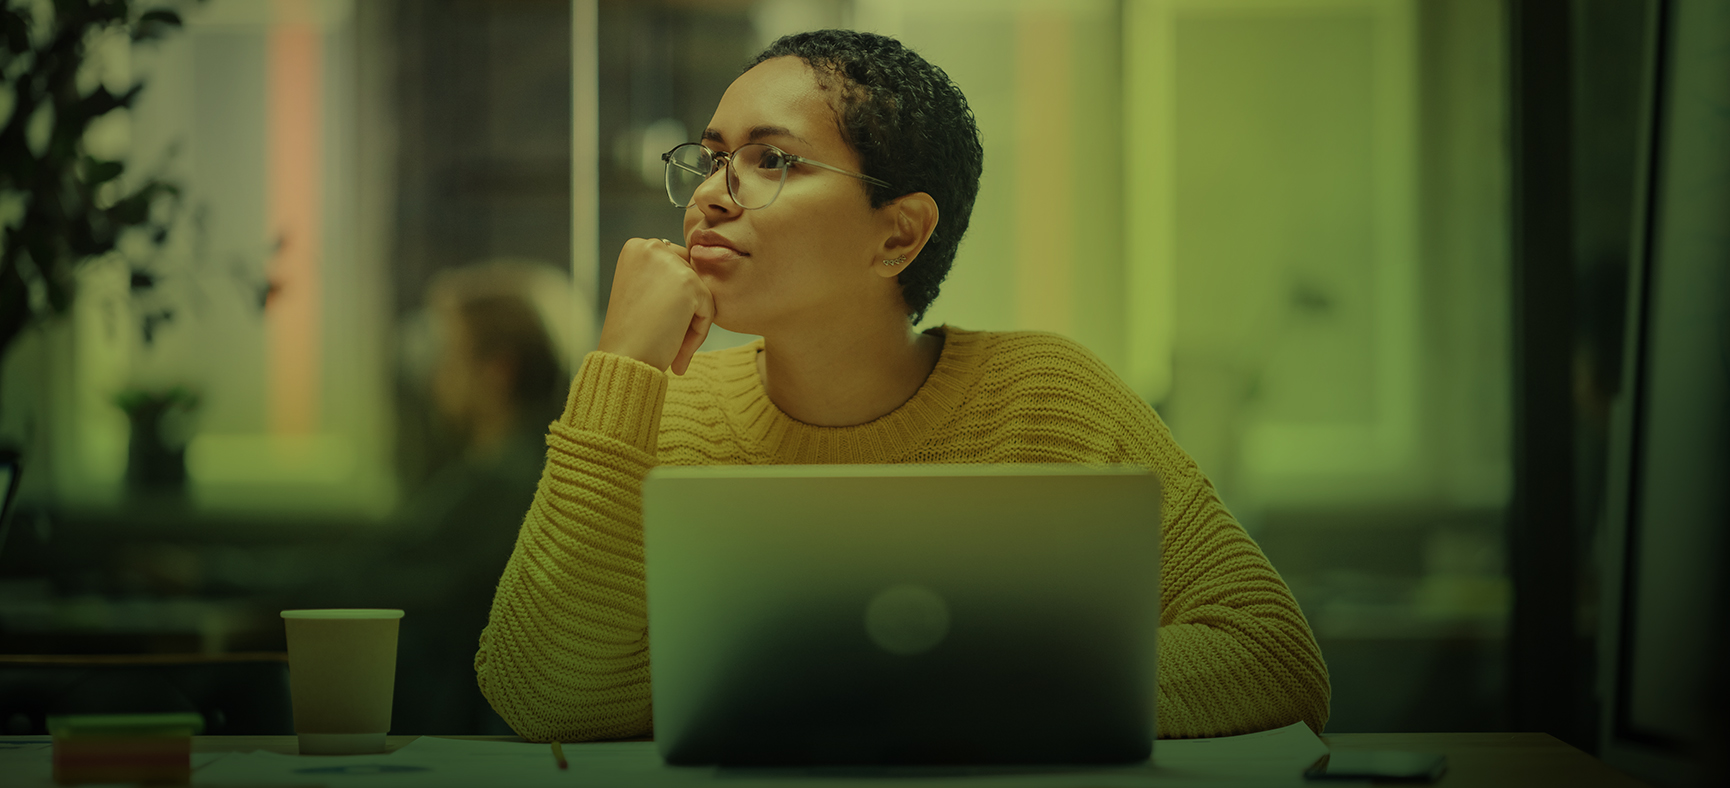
[708,300,766,338]
[690,246,744,279]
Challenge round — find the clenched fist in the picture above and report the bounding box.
[597,238,716,376]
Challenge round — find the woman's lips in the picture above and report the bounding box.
[688,243,746,267]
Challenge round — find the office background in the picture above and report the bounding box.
[0,0,1721,781]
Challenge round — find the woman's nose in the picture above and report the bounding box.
[692,159,739,216]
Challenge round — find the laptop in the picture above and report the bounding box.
[642,463,1162,767]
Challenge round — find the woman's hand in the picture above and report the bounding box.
[597,238,715,376]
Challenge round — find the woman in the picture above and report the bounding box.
[475,29,1329,743]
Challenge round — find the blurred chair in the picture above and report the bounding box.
[0,653,292,735]
[0,449,20,569]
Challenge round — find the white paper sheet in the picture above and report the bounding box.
[0,739,55,788]
[189,722,1362,787]
[1151,721,1346,784]
[192,740,683,788]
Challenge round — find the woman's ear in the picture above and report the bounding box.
[874,193,940,279]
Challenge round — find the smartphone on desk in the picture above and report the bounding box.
[1305,750,1448,782]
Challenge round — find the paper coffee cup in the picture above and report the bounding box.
[281,609,404,755]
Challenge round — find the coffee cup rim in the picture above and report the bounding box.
[281,609,405,620]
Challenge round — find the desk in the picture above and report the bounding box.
[2,732,1652,787]
[196,733,1646,787]
[1320,734,1649,787]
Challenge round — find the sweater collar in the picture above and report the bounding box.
[711,325,986,464]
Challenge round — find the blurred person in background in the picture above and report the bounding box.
[286,259,581,734]
[386,260,575,734]
[420,260,573,492]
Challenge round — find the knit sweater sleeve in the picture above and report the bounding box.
[474,351,666,742]
[1120,414,1331,738]
[1154,462,1332,738]
[1034,335,1330,738]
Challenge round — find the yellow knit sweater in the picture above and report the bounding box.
[475,326,1330,742]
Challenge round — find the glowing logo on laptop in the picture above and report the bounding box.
[864,583,951,656]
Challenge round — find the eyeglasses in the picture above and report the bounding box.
[662,141,893,211]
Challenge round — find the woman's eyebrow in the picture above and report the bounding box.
[701,125,812,146]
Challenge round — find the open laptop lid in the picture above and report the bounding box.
[643,463,1162,766]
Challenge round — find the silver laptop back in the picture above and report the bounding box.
[643,464,1161,766]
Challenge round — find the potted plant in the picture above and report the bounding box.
[0,0,201,503]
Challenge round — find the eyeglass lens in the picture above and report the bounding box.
[664,143,790,210]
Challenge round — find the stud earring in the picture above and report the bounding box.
[882,255,907,266]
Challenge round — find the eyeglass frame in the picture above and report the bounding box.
[661,141,894,211]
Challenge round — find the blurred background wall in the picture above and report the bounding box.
[0,0,1698,750]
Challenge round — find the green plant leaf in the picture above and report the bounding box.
[67,84,143,126]
[106,190,151,224]
[86,1,132,27]
[81,156,123,185]
[132,9,185,42]
[0,9,29,55]
[139,9,184,27]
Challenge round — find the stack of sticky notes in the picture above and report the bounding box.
[47,713,204,785]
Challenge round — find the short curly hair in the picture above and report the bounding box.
[748,30,984,325]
